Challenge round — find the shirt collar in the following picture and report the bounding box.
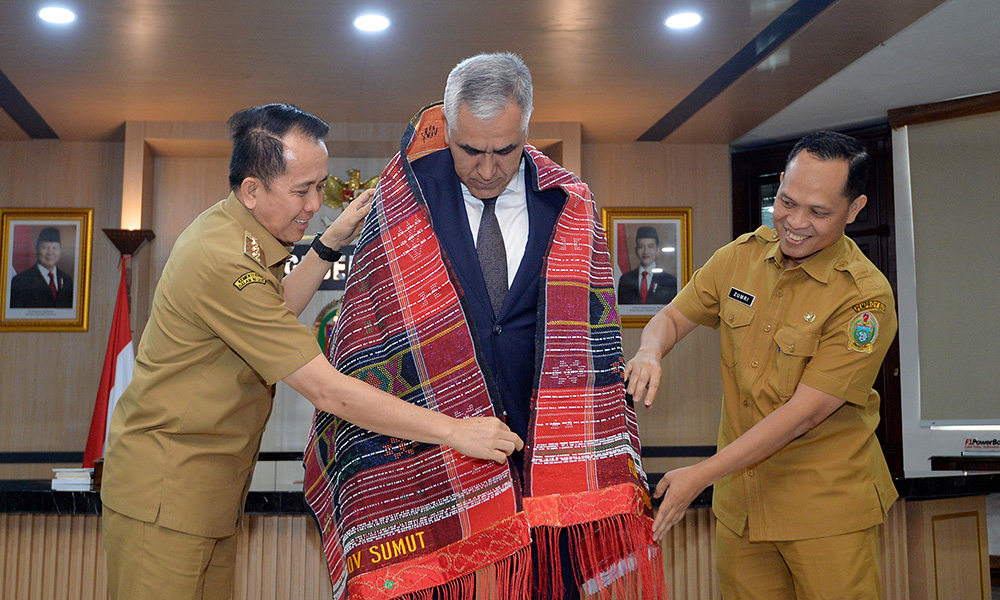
[763,230,849,283]
[221,192,292,269]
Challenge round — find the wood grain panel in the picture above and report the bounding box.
[0,141,125,480]
[906,495,991,600]
[582,143,730,450]
[0,503,939,599]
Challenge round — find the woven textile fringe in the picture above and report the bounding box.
[535,514,665,600]
[391,545,532,600]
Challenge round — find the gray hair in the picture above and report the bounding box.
[443,52,533,133]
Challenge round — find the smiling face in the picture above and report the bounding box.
[772,151,867,268]
[37,241,61,271]
[238,130,329,244]
[444,100,526,200]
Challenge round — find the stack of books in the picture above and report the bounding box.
[50,467,94,491]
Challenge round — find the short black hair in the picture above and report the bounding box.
[227,104,329,191]
[786,130,870,201]
[635,226,659,246]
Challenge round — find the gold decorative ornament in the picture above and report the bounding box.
[324,169,379,210]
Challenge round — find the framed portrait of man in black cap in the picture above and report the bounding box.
[601,207,692,327]
[1,208,93,331]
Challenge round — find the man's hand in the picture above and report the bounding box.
[320,188,375,250]
[446,417,524,464]
[623,347,663,408]
[651,465,710,540]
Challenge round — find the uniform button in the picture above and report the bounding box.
[747,469,755,477]
[742,399,749,406]
[837,261,847,268]
[776,289,783,297]
[763,324,771,332]
[728,314,734,322]
[493,325,502,335]
[751,360,759,368]
[789,344,795,351]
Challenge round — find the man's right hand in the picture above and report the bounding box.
[624,348,663,408]
[446,417,524,464]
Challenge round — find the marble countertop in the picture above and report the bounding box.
[3,472,998,515]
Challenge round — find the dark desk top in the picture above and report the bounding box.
[3,472,999,515]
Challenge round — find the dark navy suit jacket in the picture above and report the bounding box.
[410,149,566,444]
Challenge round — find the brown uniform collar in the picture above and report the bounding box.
[221,192,293,269]
[761,227,849,284]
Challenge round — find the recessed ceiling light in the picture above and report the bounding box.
[665,12,702,29]
[354,14,390,32]
[38,6,76,24]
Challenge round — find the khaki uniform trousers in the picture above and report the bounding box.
[103,505,238,600]
[716,521,881,600]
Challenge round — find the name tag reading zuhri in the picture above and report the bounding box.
[728,287,755,307]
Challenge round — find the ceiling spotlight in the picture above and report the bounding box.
[665,12,702,29]
[39,6,76,24]
[354,14,390,32]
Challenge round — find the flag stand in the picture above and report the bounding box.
[81,229,155,479]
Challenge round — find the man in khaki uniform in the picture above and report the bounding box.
[624,131,897,599]
[101,104,522,600]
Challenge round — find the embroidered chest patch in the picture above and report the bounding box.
[233,272,265,290]
[848,311,880,353]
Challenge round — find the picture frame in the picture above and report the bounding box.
[1,208,94,332]
[601,207,692,328]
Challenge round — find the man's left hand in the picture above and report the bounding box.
[651,465,710,541]
[320,188,375,250]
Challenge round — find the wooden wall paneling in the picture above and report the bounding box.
[0,141,124,480]
[906,495,991,600]
[581,143,730,453]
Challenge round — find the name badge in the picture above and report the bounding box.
[728,287,755,307]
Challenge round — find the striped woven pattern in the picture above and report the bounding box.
[304,103,663,600]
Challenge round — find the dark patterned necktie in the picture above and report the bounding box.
[477,197,507,318]
[48,271,58,299]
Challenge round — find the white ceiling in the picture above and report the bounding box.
[0,0,995,146]
[738,0,1000,146]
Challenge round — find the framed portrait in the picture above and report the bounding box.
[1,208,94,332]
[602,207,692,327]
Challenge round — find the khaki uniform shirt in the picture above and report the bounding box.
[673,226,897,541]
[102,193,320,538]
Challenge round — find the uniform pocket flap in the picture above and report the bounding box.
[721,299,754,329]
[773,328,819,357]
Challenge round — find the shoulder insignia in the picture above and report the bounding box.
[848,311,880,353]
[233,271,266,290]
[244,231,265,267]
[852,299,886,313]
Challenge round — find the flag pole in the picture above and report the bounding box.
[82,229,155,474]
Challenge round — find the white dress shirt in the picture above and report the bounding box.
[461,158,528,288]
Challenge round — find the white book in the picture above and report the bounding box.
[52,468,94,480]
[50,479,92,491]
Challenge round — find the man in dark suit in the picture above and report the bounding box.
[409,53,604,599]
[410,54,564,455]
[9,227,74,308]
[617,225,677,305]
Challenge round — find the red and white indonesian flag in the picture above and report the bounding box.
[83,257,134,468]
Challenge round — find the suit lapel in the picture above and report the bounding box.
[417,152,494,319]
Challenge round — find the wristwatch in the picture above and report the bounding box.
[310,234,343,263]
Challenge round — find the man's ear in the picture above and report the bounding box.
[239,178,261,210]
[443,118,451,147]
[847,194,867,224]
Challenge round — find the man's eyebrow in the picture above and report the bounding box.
[458,143,520,155]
